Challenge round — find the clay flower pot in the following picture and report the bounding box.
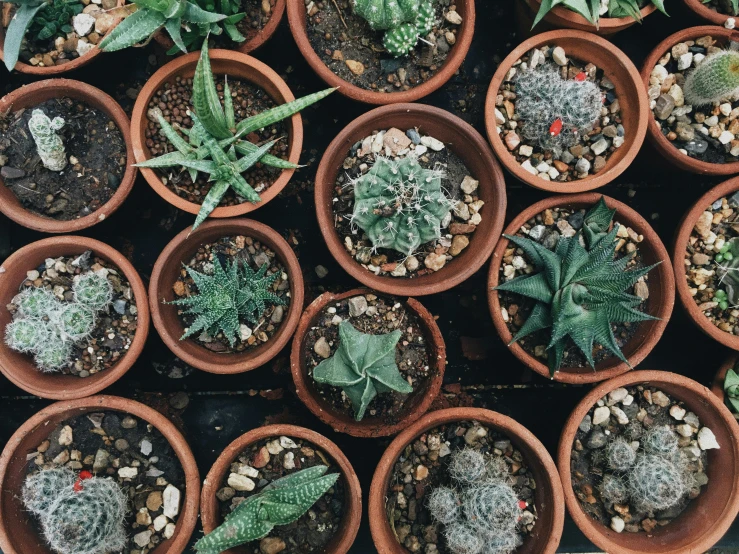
[314,103,507,296]
[0,235,150,399]
[0,394,200,554]
[369,407,565,554]
[153,0,285,55]
[290,288,446,437]
[558,370,739,554]
[674,176,739,349]
[683,0,737,26]
[149,218,304,374]
[641,26,739,176]
[200,423,362,554]
[286,0,475,105]
[484,30,648,194]
[130,49,303,219]
[0,79,136,233]
[488,193,675,384]
[520,0,656,35]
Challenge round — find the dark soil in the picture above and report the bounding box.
[216,435,344,554]
[386,420,538,554]
[302,292,433,422]
[144,76,288,207]
[0,97,126,221]
[172,234,290,353]
[699,0,737,16]
[304,0,462,94]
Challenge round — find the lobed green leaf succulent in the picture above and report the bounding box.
[494,198,659,377]
[194,465,339,554]
[312,320,412,421]
[352,0,435,57]
[684,49,739,107]
[135,40,335,230]
[1,0,58,70]
[724,366,739,414]
[27,0,82,41]
[531,0,667,29]
[169,256,284,347]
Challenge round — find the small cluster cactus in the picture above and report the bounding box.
[350,155,452,256]
[714,237,739,308]
[684,50,739,107]
[194,465,339,553]
[428,448,522,554]
[724,365,739,414]
[28,109,67,171]
[514,64,603,157]
[5,272,113,372]
[312,320,412,421]
[23,468,127,554]
[170,256,284,347]
[352,0,435,57]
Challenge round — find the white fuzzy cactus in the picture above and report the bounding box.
[28,109,67,171]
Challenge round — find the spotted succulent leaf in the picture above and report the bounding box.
[724,367,739,413]
[352,0,420,30]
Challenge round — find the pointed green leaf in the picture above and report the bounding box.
[99,8,165,51]
[164,15,186,52]
[4,2,46,70]
[182,0,226,22]
[192,40,231,139]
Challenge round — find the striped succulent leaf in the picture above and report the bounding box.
[98,7,166,51]
[192,40,231,139]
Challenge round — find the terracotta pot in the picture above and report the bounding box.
[673,176,739,349]
[314,103,507,296]
[0,1,122,75]
[200,424,361,554]
[130,49,302,218]
[641,26,739,176]
[0,236,150,399]
[712,353,738,401]
[0,79,136,233]
[153,0,285,55]
[368,407,565,554]
[0,395,200,554]
[521,0,656,35]
[290,288,446,437]
[488,193,675,384]
[683,0,736,26]
[484,30,648,193]
[558,370,739,553]
[286,0,475,105]
[149,218,304,374]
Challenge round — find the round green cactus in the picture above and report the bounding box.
[73,272,113,311]
[415,0,435,34]
[352,0,421,30]
[17,288,61,319]
[35,338,74,373]
[22,468,77,517]
[5,318,48,353]
[383,23,420,57]
[684,50,739,106]
[57,304,96,340]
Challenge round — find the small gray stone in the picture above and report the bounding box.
[406,128,422,144]
[586,429,608,449]
[575,158,591,174]
[314,337,331,359]
[579,415,592,433]
[684,138,708,154]
[348,296,368,317]
[0,167,25,179]
[112,299,127,315]
[315,265,329,278]
[121,416,137,429]
[270,305,284,323]
[654,94,676,120]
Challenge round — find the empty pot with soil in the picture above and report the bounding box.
[315,103,506,296]
[290,288,446,437]
[0,395,200,554]
[287,0,475,104]
[559,370,739,554]
[0,79,136,233]
[641,26,739,176]
[0,235,149,399]
[682,0,739,27]
[368,407,565,554]
[485,30,648,193]
[149,218,304,374]
[199,424,361,554]
[488,193,674,384]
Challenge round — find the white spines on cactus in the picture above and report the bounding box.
[683,49,739,106]
[352,0,421,30]
[28,109,67,172]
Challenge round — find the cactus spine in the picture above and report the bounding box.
[684,50,739,106]
[352,0,436,57]
[28,109,67,171]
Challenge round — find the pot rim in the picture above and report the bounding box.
[681,0,734,26]
[487,192,675,383]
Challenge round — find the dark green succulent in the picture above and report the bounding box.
[166,0,245,53]
[169,256,284,346]
[494,198,659,377]
[724,366,739,414]
[27,0,82,41]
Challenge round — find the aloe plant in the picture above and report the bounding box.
[1,0,70,70]
[165,0,245,53]
[531,0,667,29]
[135,39,335,230]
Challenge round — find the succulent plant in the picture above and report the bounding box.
[135,40,335,230]
[28,109,67,172]
[531,0,667,29]
[627,453,689,512]
[165,0,245,53]
[606,436,636,471]
[643,425,679,456]
[494,198,658,377]
[23,468,127,554]
[599,473,628,505]
[724,366,739,414]
[684,50,739,107]
[582,197,617,248]
[194,465,339,554]
[73,271,114,311]
[27,0,83,41]
[714,237,739,307]
[350,155,451,256]
[312,320,412,421]
[352,0,435,57]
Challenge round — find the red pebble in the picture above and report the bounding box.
[518,499,528,509]
[73,480,83,492]
[79,470,93,480]
[549,118,563,137]
[575,71,586,82]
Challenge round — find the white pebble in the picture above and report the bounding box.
[163,484,181,519]
[719,130,735,144]
[593,406,610,426]
[228,473,255,491]
[669,405,686,421]
[698,427,720,450]
[611,516,625,533]
[677,52,693,70]
[552,46,568,66]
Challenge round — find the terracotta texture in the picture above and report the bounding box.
[368,407,565,554]
[153,0,285,55]
[673,176,739,349]
[314,103,507,296]
[641,26,739,176]
[521,0,656,35]
[683,0,735,26]
[200,424,362,554]
[488,193,675,384]
[0,236,150,399]
[149,218,304,374]
[558,370,739,553]
[286,0,475,104]
[0,79,136,233]
[290,288,446,437]
[0,395,200,554]
[484,30,649,193]
[130,49,303,218]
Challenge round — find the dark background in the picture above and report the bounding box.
[2,0,739,551]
